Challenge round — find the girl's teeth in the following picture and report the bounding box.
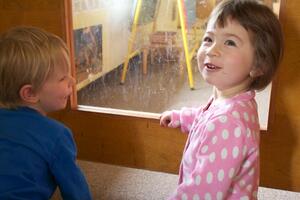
[207,64,215,69]
[205,63,220,69]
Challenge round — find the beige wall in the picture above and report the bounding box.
[73,1,136,90]
[1,0,300,192]
[71,0,178,90]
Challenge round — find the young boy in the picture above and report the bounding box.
[0,26,92,199]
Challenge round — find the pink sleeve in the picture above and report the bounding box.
[169,107,201,133]
[169,115,256,199]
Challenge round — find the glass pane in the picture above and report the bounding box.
[71,0,281,128]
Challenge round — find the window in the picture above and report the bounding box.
[70,0,280,130]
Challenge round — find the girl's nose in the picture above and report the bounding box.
[206,43,220,57]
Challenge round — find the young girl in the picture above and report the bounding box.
[160,0,283,199]
[0,26,92,199]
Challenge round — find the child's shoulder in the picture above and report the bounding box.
[1,107,71,136]
[215,91,256,112]
[207,91,256,121]
[36,112,72,138]
[0,107,74,156]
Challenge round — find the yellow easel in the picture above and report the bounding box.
[120,0,142,85]
[120,0,199,89]
[176,0,194,89]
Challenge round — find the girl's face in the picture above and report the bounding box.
[197,18,255,94]
[35,52,75,114]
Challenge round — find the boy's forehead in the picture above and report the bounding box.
[50,51,70,74]
[56,48,70,65]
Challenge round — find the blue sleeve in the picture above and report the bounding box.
[50,128,92,200]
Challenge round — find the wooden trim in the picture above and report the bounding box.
[266,0,286,134]
[63,0,78,108]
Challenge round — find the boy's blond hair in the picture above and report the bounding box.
[0,26,70,108]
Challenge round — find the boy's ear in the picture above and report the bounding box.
[19,84,39,104]
[250,68,263,78]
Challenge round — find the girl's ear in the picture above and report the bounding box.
[250,68,263,78]
[19,84,39,104]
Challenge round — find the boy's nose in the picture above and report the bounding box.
[69,76,76,86]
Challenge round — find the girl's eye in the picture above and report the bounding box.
[224,40,236,46]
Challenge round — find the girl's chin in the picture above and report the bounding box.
[202,76,215,85]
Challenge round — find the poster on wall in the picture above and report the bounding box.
[73,24,103,83]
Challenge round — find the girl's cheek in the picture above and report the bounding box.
[197,50,205,63]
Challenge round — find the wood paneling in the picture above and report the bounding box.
[53,110,187,173]
[260,0,300,191]
[0,0,65,38]
[2,0,300,192]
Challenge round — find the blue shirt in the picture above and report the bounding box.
[0,107,92,200]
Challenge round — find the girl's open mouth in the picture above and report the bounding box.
[204,63,221,70]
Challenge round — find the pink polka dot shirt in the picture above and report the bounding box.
[167,91,260,200]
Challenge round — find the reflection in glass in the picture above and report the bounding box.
[74,25,102,84]
[71,0,280,119]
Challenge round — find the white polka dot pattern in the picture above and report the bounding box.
[181,193,188,200]
[209,152,216,163]
[221,148,228,160]
[217,192,223,200]
[244,112,250,121]
[205,193,211,200]
[206,172,213,184]
[219,115,228,123]
[222,129,229,140]
[234,127,242,138]
[167,91,260,200]
[218,169,225,182]
[212,136,218,144]
[240,196,249,200]
[193,194,200,200]
[232,146,239,158]
[232,111,240,119]
[195,175,201,185]
[173,120,180,127]
[201,145,209,154]
[207,122,215,132]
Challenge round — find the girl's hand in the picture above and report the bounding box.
[159,111,173,127]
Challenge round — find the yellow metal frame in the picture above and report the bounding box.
[177,0,194,89]
[121,0,198,89]
[120,0,142,84]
